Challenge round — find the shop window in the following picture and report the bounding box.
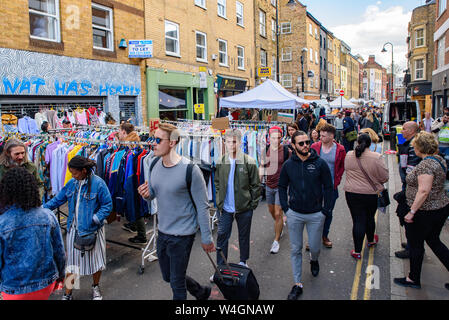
[259,10,266,37]
[158,89,188,121]
[196,31,207,62]
[165,20,180,56]
[29,0,61,42]
[92,3,114,51]
[218,0,226,18]
[236,1,244,26]
[237,46,245,70]
[119,97,137,123]
[219,39,228,66]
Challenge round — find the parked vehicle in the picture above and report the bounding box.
[382,101,421,141]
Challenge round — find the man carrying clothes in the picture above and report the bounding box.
[213,129,261,276]
[431,111,449,159]
[138,123,215,300]
[278,130,333,300]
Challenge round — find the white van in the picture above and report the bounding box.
[382,100,421,139]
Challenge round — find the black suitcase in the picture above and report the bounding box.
[206,248,260,300]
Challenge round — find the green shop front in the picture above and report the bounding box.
[146,68,215,121]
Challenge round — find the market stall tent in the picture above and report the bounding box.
[329,96,357,109]
[219,79,307,109]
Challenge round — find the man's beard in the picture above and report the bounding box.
[8,159,22,167]
[294,147,309,156]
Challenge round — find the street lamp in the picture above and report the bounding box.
[300,47,308,97]
[381,42,394,102]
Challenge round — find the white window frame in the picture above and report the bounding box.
[236,1,244,26]
[260,49,267,67]
[315,51,318,64]
[281,22,291,34]
[218,0,226,18]
[282,47,292,61]
[272,54,276,80]
[439,0,447,16]
[438,36,445,69]
[271,19,276,41]
[309,48,313,62]
[281,74,292,88]
[165,20,180,57]
[92,3,114,51]
[259,10,266,37]
[218,39,228,66]
[237,45,245,70]
[195,31,207,63]
[29,0,61,42]
[194,0,206,9]
[271,0,276,7]
[415,28,425,48]
[309,23,312,35]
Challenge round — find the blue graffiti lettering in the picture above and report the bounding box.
[115,85,123,95]
[66,80,78,95]
[99,84,108,95]
[54,80,67,96]
[123,86,129,95]
[19,78,31,94]
[80,81,92,96]
[109,86,115,95]
[31,77,46,94]
[134,87,141,95]
[3,77,20,94]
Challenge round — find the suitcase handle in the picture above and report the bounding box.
[205,247,237,284]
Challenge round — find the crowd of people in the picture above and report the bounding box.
[0,108,448,301]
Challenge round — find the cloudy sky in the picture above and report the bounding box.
[299,0,429,72]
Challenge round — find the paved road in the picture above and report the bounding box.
[51,146,397,301]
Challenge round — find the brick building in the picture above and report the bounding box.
[363,55,385,102]
[0,0,146,125]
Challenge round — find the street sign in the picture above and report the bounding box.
[258,67,271,77]
[199,66,207,72]
[128,40,153,58]
[199,72,207,88]
[340,90,345,96]
[194,104,205,114]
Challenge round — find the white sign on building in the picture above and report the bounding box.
[128,40,153,58]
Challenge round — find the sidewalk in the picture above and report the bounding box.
[388,152,449,300]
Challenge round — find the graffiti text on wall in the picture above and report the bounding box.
[2,77,141,96]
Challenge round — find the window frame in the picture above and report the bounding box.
[310,48,313,62]
[271,19,276,41]
[194,0,206,9]
[281,47,292,61]
[217,0,227,19]
[165,20,180,57]
[236,1,244,26]
[29,0,61,42]
[309,23,312,35]
[195,31,208,63]
[237,45,245,70]
[281,22,291,34]
[281,74,293,88]
[259,9,266,37]
[92,2,114,51]
[438,36,445,69]
[271,0,277,7]
[415,28,425,48]
[439,0,447,17]
[218,38,228,67]
[260,48,267,67]
[272,54,277,80]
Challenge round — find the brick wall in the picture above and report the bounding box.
[255,0,277,83]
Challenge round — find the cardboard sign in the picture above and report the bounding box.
[149,118,160,135]
[277,114,294,123]
[212,117,230,130]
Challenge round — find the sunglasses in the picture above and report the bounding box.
[153,137,169,144]
[296,140,310,147]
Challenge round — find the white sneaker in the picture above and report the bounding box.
[210,274,215,283]
[92,285,103,300]
[270,240,280,254]
[238,261,249,268]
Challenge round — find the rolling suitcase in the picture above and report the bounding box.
[206,248,260,300]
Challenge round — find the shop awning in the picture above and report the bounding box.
[219,79,307,109]
[158,91,185,109]
[216,75,247,92]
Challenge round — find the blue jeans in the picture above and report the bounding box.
[217,210,253,265]
[157,231,205,300]
[439,146,449,161]
[322,189,339,238]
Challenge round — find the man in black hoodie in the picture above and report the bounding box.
[278,130,333,300]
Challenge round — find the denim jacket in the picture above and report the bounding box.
[44,175,112,236]
[0,206,66,295]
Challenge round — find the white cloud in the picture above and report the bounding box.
[376,1,382,5]
[330,5,411,72]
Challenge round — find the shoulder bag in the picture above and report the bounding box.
[356,157,390,208]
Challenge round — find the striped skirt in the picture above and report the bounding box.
[66,225,106,276]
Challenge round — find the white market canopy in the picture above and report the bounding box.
[329,96,357,109]
[219,79,307,110]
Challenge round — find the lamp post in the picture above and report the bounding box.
[381,42,394,102]
[300,47,308,97]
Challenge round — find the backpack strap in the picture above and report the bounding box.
[186,162,197,213]
[149,156,161,174]
[425,156,447,175]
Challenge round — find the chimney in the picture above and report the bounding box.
[368,55,375,64]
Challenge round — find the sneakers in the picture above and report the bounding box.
[195,286,211,300]
[238,261,249,268]
[350,250,361,260]
[92,285,103,300]
[270,240,280,254]
[322,237,333,248]
[395,249,410,259]
[310,260,319,277]
[367,235,379,248]
[128,236,147,244]
[122,223,137,233]
[287,285,303,300]
[393,277,421,289]
[61,293,73,300]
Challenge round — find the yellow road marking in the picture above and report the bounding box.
[350,237,366,300]
[364,211,379,300]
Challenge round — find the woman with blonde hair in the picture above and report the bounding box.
[361,112,374,130]
[360,128,382,153]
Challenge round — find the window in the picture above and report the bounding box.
[309,23,312,35]
[320,35,322,48]
[315,51,318,64]
[324,58,326,70]
[218,39,228,66]
[92,3,114,51]
[281,22,291,34]
[310,79,314,88]
[237,46,245,70]
[218,0,226,18]
[165,20,180,56]
[29,0,60,42]
[236,1,244,26]
[310,48,313,62]
[315,28,318,38]
[195,0,206,8]
[282,47,292,61]
[272,55,276,80]
[259,10,266,37]
[281,74,292,88]
[415,28,424,47]
[271,0,276,7]
[260,49,267,67]
[440,0,446,15]
[329,63,332,73]
[438,36,445,69]
[271,19,276,41]
[195,31,207,62]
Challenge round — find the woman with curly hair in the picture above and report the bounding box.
[44,156,112,300]
[0,167,65,300]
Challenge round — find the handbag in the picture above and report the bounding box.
[356,157,390,208]
[74,230,97,257]
[345,130,357,142]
